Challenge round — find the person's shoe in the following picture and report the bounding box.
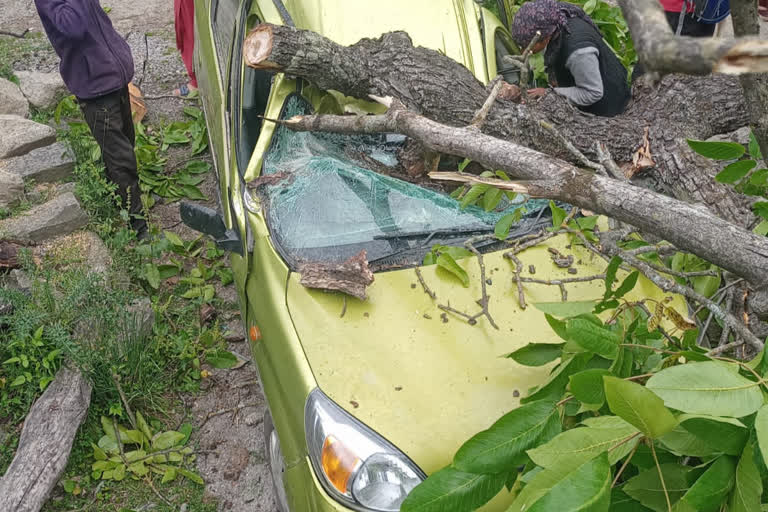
[131,218,149,241]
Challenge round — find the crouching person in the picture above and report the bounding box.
[511,0,631,117]
[34,0,148,239]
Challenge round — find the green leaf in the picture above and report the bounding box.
[569,369,611,406]
[92,442,108,461]
[164,231,184,247]
[161,467,177,483]
[749,131,763,160]
[494,211,522,240]
[686,139,746,160]
[510,453,611,512]
[550,201,566,228]
[521,353,592,404]
[604,377,678,439]
[10,375,25,387]
[754,404,768,467]
[101,416,118,441]
[459,184,489,209]
[646,361,764,417]
[178,468,204,485]
[506,343,564,367]
[180,184,206,200]
[715,160,757,184]
[454,400,559,474]
[729,442,763,512]
[533,301,597,318]
[614,272,640,299]
[659,425,719,457]
[754,220,768,236]
[678,415,747,455]
[673,456,735,512]
[527,422,639,470]
[566,318,619,359]
[610,489,653,512]
[143,263,160,290]
[754,201,768,221]
[545,314,569,341]
[206,349,238,369]
[151,431,185,450]
[436,253,469,287]
[113,463,126,481]
[483,187,503,211]
[750,168,768,186]
[400,467,505,512]
[604,256,622,300]
[624,464,689,512]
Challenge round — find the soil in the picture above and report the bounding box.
[0,2,277,510]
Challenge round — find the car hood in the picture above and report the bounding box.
[285,0,486,78]
[285,235,671,477]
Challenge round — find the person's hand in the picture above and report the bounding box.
[499,83,522,102]
[526,88,548,99]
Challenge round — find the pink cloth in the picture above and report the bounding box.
[174,0,197,88]
[659,0,694,13]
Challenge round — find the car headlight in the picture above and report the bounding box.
[305,389,424,511]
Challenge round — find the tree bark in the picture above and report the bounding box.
[0,367,91,512]
[282,106,768,289]
[245,24,756,228]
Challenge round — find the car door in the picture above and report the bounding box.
[193,0,240,229]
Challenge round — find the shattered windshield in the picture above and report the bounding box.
[255,94,552,271]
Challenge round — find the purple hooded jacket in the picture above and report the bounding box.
[34,0,134,100]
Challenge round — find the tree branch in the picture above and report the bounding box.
[618,0,768,75]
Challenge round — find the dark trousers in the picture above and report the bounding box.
[78,87,145,229]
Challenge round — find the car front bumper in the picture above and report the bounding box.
[284,456,353,511]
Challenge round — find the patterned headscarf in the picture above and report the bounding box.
[511,0,598,49]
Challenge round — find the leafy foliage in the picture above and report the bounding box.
[401,267,768,512]
[91,411,202,485]
[687,135,768,233]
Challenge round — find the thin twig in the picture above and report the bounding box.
[707,341,741,357]
[112,373,137,431]
[602,236,763,351]
[146,476,174,506]
[612,442,640,487]
[719,286,736,347]
[143,94,199,101]
[539,120,606,174]
[595,142,623,180]
[650,441,672,512]
[415,267,437,300]
[465,236,499,330]
[0,28,30,38]
[511,274,606,302]
[507,253,527,309]
[340,296,347,318]
[438,302,477,324]
[469,77,505,129]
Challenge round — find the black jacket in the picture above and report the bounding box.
[545,17,630,117]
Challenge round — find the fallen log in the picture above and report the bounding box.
[244,24,755,228]
[0,366,91,512]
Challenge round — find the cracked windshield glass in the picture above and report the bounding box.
[256,94,552,270]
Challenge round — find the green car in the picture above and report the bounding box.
[186,1,674,510]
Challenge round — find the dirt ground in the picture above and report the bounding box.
[0,1,277,510]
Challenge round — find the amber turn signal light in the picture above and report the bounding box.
[321,435,360,495]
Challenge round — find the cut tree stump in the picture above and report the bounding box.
[0,366,91,512]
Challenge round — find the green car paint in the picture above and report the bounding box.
[192,1,681,510]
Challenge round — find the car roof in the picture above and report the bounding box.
[279,0,486,79]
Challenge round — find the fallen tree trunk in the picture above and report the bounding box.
[0,366,91,512]
[281,103,768,290]
[244,24,768,290]
[245,24,756,228]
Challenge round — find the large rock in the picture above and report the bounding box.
[0,192,88,243]
[0,77,29,118]
[0,115,56,159]
[40,231,112,275]
[15,71,69,110]
[0,169,24,208]
[0,141,75,183]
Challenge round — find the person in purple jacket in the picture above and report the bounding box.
[34,0,147,239]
